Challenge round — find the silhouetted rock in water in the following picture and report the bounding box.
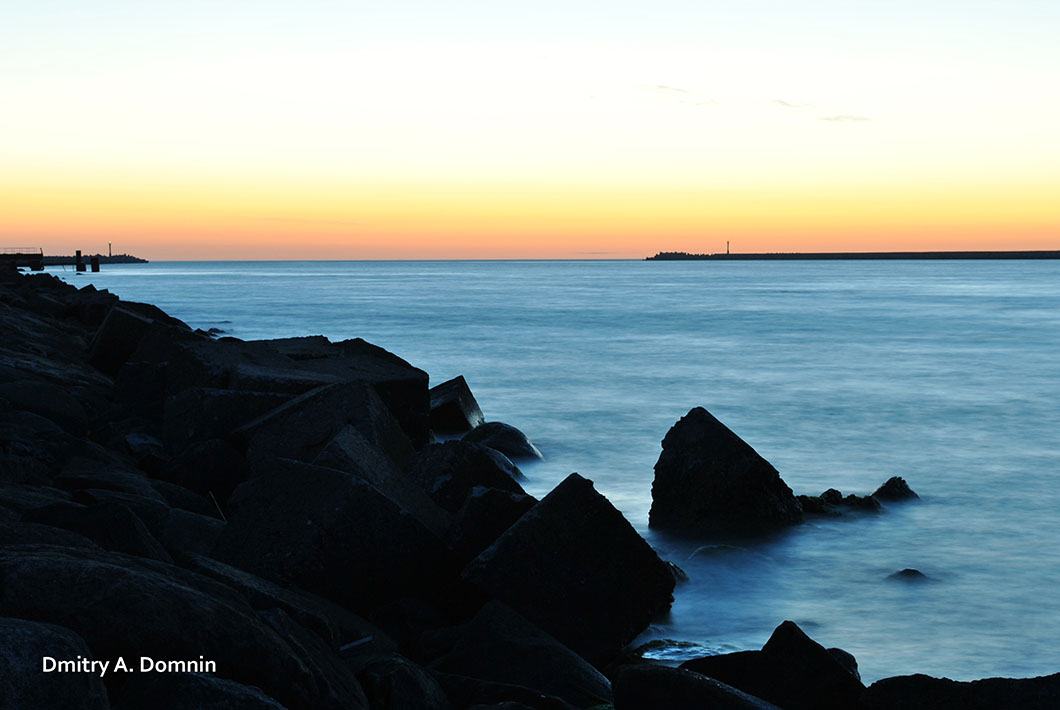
[430,671,579,710]
[860,672,1060,709]
[681,620,865,710]
[24,501,173,563]
[873,476,919,501]
[649,407,803,534]
[112,672,286,709]
[0,618,110,710]
[430,375,486,434]
[406,440,525,513]
[447,487,538,565]
[463,422,543,461]
[799,487,889,516]
[213,458,453,612]
[162,387,290,452]
[462,473,675,666]
[888,568,930,582]
[843,493,882,511]
[0,546,323,709]
[828,647,862,682]
[613,664,782,710]
[426,601,613,708]
[354,654,452,710]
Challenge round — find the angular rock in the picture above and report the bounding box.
[462,473,675,666]
[0,545,323,709]
[165,438,250,507]
[89,305,156,376]
[23,501,173,563]
[235,382,415,470]
[0,380,88,436]
[0,519,101,549]
[430,375,485,434]
[406,441,525,513]
[355,654,453,710]
[113,672,285,709]
[160,509,224,558]
[648,407,803,534]
[431,671,578,710]
[613,664,782,710]
[148,479,222,518]
[213,458,453,611]
[680,620,864,710]
[859,672,1060,709]
[447,487,537,565]
[0,618,109,710]
[428,601,612,708]
[463,422,543,461]
[162,387,291,452]
[872,476,919,501]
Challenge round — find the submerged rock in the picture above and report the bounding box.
[649,407,803,534]
[463,422,543,461]
[873,476,919,501]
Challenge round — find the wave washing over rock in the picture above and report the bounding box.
[1,263,1057,708]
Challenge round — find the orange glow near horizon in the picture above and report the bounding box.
[4,171,1057,260]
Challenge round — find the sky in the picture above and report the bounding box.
[2,1,1058,259]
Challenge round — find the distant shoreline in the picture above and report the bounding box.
[42,254,149,266]
[646,250,1060,261]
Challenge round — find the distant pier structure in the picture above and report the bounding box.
[0,247,45,270]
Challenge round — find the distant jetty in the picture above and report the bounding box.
[646,250,1060,261]
[43,253,148,266]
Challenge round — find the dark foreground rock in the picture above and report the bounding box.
[0,617,110,710]
[681,620,865,710]
[649,407,803,534]
[430,375,486,434]
[613,664,782,709]
[113,672,286,709]
[860,672,1060,709]
[463,473,675,666]
[463,421,543,460]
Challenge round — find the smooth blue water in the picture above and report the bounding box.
[55,260,1060,683]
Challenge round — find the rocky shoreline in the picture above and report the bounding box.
[1,264,1057,709]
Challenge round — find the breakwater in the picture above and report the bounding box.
[647,249,1060,260]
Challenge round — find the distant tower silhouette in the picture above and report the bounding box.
[108,241,112,257]
[727,241,730,255]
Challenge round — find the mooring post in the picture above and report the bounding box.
[76,250,86,272]
[90,256,100,272]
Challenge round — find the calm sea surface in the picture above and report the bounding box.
[55,260,1060,683]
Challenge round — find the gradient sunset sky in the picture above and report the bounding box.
[3,1,1058,259]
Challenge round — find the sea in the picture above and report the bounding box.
[52,259,1060,684]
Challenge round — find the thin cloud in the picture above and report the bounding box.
[771,99,813,109]
[647,84,716,107]
[820,114,870,122]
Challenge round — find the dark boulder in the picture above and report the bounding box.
[0,545,324,709]
[0,618,110,710]
[431,671,578,710]
[0,380,88,436]
[23,501,173,563]
[165,438,250,507]
[843,493,882,511]
[873,476,919,501]
[462,473,675,666]
[213,458,453,611]
[406,440,525,513]
[0,519,100,549]
[680,620,864,710]
[56,469,168,503]
[430,375,485,434]
[447,487,538,565]
[613,664,782,709]
[354,654,453,710]
[427,601,612,708]
[88,305,156,376]
[860,672,1060,709]
[234,382,415,470]
[162,387,290,452]
[113,672,286,709]
[462,422,543,461]
[648,407,803,534]
[887,568,931,582]
[159,509,225,557]
[149,478,222,518]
